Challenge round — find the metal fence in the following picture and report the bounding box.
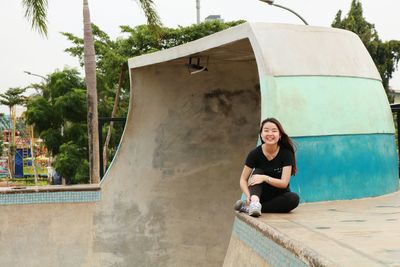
[391,103,400,177]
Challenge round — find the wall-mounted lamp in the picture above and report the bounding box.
[186,56,208,74]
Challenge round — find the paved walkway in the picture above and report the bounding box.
[254,190,400,266]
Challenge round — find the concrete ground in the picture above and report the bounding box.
[254,190,400,266]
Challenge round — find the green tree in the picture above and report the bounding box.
[22,0,48,36]
[25,68,90,183]
[0,87,27,177]
[332,0,400,98]
[53,141,89,184]
[22,0,161,183]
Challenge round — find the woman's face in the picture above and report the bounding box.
[260,122,281,145]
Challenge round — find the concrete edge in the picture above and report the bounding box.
[0,184,101,194]
[236,213,337,267]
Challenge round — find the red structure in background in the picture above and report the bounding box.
[3,129,47,156]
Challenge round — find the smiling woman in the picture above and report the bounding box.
[236,118,299,217]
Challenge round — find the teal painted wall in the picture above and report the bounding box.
[260,76,394,137]
[259,75,398,202]
[290,134,399,202]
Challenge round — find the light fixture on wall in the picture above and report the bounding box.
[186,56,208,74]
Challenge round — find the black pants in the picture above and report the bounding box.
[249,182,300,213]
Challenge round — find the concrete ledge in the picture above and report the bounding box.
[225,216,310,267]
[225,190,400,266]
[234,213,335,267]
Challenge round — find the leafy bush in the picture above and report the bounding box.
[53,141,89,184]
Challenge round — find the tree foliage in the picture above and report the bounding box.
[22,0,48,36]
[331,0,400,96]
[25,68,89,183]
[53,141,88,184]
[20,0,162,184]
[0,88,27,108]
[0,87,27,177]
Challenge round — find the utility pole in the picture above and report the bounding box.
[24,70,45,186]
[196,0,200,24]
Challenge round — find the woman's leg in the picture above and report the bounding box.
[261,192,300,213]
[248,184,263,216]
[249,183,263,202]
[249,168,265,202]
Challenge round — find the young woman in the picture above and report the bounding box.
[234,118,300,217]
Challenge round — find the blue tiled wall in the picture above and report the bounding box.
[291,134,399,202]
[232,217,308,267]
[0,191,100,205]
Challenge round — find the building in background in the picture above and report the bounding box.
[389,89,400,103]
[205,15,224,22]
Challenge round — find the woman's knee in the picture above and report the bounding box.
[249,183,263,198]
[286,192,300,210]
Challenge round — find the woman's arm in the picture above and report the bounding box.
[248,165,292,189]
[239,166,253,204]
[266,165,292,188]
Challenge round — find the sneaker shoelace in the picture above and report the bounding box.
[249,202,261,211]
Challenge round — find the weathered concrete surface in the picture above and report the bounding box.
[130,23,380,80]
[95,57,261,266]
[0,203,97,267]
[224,235,271,267]
[225,190,400,266]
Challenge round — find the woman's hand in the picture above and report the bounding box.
[248,174,266,186]
[239,166,253,202]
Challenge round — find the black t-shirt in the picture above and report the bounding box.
[245,145,294,194]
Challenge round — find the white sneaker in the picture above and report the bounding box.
[249,202,262,217]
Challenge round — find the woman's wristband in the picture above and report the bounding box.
[266,175,271,183]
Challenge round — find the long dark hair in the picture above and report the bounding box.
[259,118,297,175]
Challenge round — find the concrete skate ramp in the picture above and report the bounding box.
[97,21,394,266]
[97,22,395,266]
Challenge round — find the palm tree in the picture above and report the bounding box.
[22,0,161,183]
[0,88,27,178]
[82,0,100,183]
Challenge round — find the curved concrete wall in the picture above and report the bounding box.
[119,22,398,264]
[128,22,398,202]
[97,53,261,266]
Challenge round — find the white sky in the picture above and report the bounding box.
[1,0,399,114]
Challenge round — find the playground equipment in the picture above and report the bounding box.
[3,123,49,179]
[23,156,49,178]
